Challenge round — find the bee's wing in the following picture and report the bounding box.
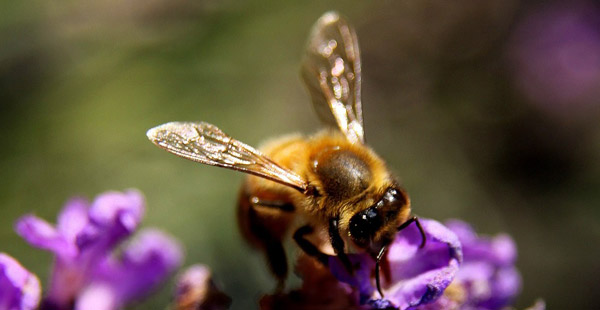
[301,11,364,144]
[147,122,308,193]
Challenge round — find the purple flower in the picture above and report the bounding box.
[174,264,231,310]
[75,229,183,310]
[15,190,183,310]
[259,218,538,310]
[0,253,41,310]
[413,220,522,310]
[443,220,521,310]
[329,219,463,310]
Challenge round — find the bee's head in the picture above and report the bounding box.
[348,186,411,251]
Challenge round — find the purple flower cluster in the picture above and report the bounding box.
[323,219,526,310]
[329,219,462,309]
[444,220,521,309]
[5,190,182,310]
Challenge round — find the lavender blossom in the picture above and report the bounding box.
[14,190,183,310]
[413,220,523,310]
[75,229,183,310]
[329,218,463,310]
[261,218,463,310]
[443,220,521,310]
[260,217,535,310]
[0,253,41,310]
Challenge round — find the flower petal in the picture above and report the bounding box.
[327,219,462,310]
[445,220,516,266]
[76,190,145,254]
[57,198,89,245]
[328,254,375,301]
[15,215,74,258]
[0,253,41,310]
[486,266,521,308]
[88,190,145,230]
[445,219,522,310]
[382,219,462,309]
[46,258,92,309]
[75,283,118,310]
[93,229,183,305]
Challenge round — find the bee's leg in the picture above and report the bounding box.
[247,204,288,291]
[328,217,354,274]
[238,190,295,291]
[249,196,296,291]
[374,244,388,298]
[293,225,329,266]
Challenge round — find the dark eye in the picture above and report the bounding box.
[349,207,383,248]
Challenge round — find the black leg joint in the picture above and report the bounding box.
[293,225,329,266]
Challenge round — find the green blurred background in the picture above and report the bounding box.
[2,0,599,309]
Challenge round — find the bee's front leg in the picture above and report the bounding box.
[328,217,354,274]
[293,225,329,266]
[292,218,354,274]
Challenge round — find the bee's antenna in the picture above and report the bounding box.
[375,244,387,298]
[397,216,427,248]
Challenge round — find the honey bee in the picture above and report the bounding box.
[147,11,425,296]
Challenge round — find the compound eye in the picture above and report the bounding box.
[349,207,383,248]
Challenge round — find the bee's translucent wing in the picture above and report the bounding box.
[301,11,364,144]
[147,122,308,193]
